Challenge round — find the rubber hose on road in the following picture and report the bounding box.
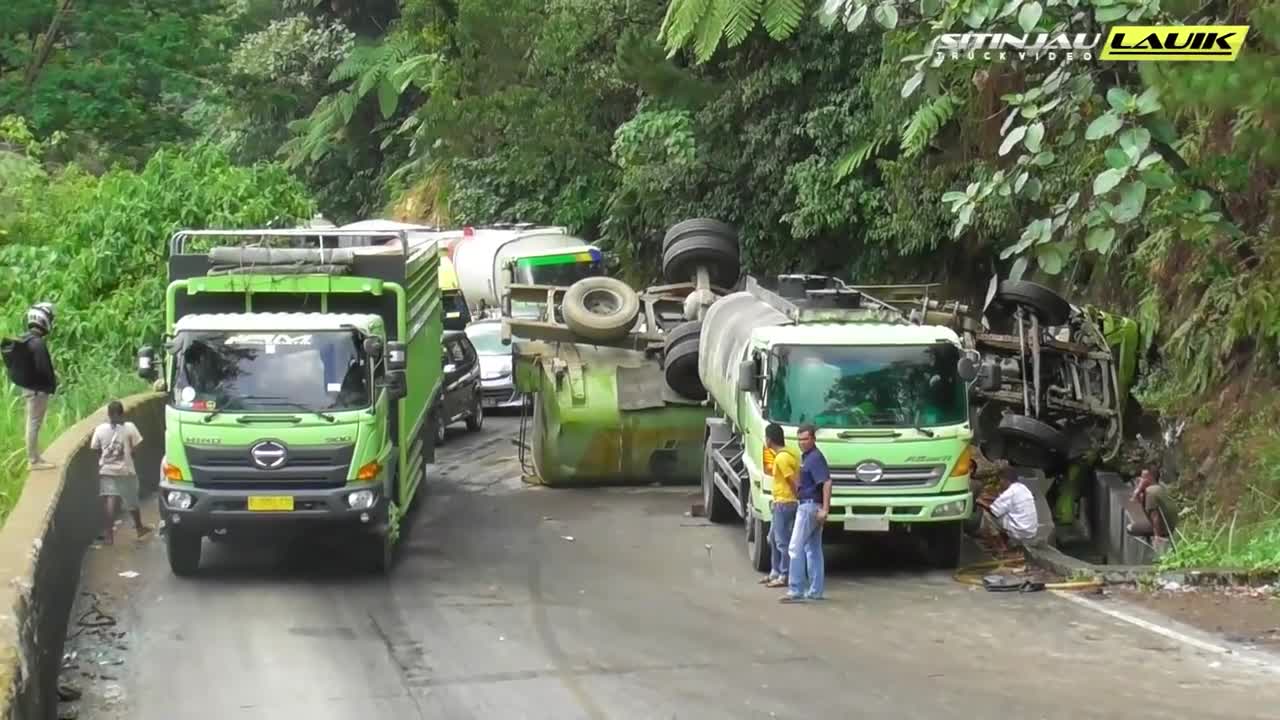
[952,558,1103,591]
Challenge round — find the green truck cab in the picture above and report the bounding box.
[137,228,441,576]
[699,276,979,569]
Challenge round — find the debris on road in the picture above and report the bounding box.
[561,535,574,542]
[117,571,139,579]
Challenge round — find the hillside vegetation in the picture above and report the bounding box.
[0,0,1276,567]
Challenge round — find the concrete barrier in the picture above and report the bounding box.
[0,392,164,720]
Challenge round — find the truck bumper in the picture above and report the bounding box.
[764,491,972,526]
[824,491,972,526]
[157,481,389,533]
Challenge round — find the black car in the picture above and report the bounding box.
[433,331,484,445]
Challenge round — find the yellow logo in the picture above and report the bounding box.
[1100,25,1249,61]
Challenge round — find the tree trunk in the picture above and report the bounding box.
[23,0,77,90]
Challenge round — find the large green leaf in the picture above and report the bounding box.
[1135,87,1162,115]
[874,2,899,28]
[1036,243,1066,274]
[1000,125,1027,155]
[1085,112,1122,140]
[1017,1,1042,31]
[1024,121,1045,153]
[1105,147,1132,170]
[1085,226,1116,253]
[1141,168,1175,190]
[1095,5,1129,22]
[378,77,400,120]
[1093,168,1125,195]
[1106,87,1134,112]
[1111,181,1148,223]
[1118,128,1151,162]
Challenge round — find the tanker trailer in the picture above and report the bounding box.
[696,275,982,570]
[501,219,740,485]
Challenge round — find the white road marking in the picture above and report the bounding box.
[1052,590,1280,674]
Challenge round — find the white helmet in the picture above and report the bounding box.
[26,302,54,333]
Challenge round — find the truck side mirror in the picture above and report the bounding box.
[957,349,980,383]
[137,346,157,381]
[737,359,756,393]
[386,341,407,371]
[363,336,384,360]
[383,369,407,401]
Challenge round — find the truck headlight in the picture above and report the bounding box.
[166,491,193,510]
[347,490,376,510]
[932,500,968,518]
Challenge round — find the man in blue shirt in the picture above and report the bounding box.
[782,423,832,602]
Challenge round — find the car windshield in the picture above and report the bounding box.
[466,323,507,355]
[765,344,966,428]
[172,330,371,412]
[513,256,604,286]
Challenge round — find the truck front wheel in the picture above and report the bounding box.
[166,527,202,576]
[747,511,771,573]
[923,521,964,569]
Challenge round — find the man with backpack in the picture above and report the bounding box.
[2,303,58,470]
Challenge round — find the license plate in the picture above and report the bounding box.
[844,516,890,532]
[247,496,294,512]
[483,397,498,407]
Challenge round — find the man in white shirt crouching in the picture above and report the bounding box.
[977,466,1039,552]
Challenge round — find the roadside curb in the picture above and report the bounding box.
[0,392,164,720]
[1026,545,1280,587]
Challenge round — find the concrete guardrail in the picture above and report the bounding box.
[0,392,164,720]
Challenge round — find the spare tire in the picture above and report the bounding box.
[663,233,740,287]
[997,414,1070,457]
[663,320,705,400]
[562,277,641,343]
[992,280,1072,327]
[663,218,738,254]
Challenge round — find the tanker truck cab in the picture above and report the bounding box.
[699,277,980,570]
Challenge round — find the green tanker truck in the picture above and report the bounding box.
[696,273,1141,570]
[136,227,441,575]
[501,219,741,485]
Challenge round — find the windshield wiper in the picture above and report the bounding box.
[202,407,224,423]
[913,424,936,438]
[236,395,336,422]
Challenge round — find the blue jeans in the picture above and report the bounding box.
[768,501,797,580]
[787,501,825,599]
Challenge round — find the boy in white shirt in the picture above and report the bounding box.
[91,400,153,544]
[977,466,1039,551]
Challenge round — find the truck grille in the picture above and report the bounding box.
[829,464,946,488]
[184,443,355,490]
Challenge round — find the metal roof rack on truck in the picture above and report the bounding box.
[169,228,414,257]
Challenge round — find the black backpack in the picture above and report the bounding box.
[1,334,36,389]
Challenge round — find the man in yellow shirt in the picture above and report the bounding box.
[761,423,799,588]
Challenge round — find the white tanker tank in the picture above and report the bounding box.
[696,290,790,424]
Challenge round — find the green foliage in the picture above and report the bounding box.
[0,143,315,387]
[0,0,237,162]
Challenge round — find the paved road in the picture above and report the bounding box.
[68,415,1280,719]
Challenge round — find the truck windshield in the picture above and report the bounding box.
[514,256,604,286]
[765,344,966,428]
[172,330,371,413]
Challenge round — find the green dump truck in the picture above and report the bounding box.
[137,227,441,575]
[502,218,741,486]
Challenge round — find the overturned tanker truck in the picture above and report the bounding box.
[692,272,1139,570]
[501,219,742,485]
